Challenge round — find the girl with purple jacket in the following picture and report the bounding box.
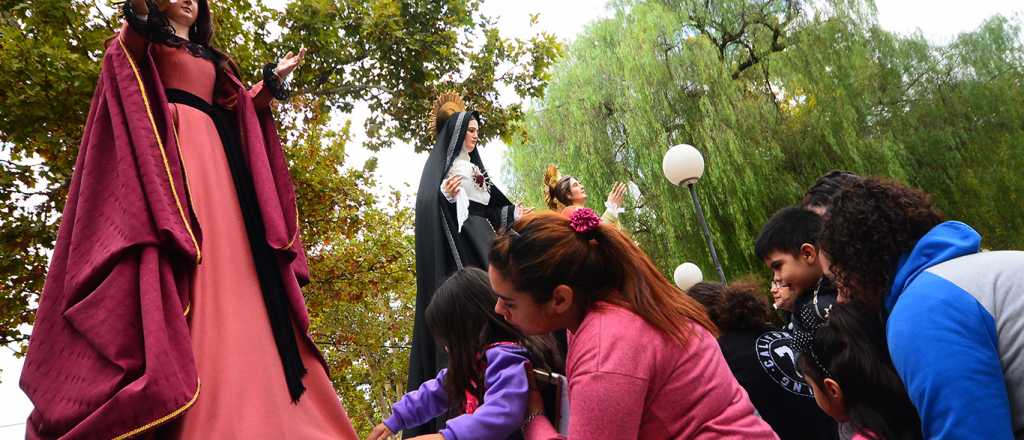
[368,268,560,440]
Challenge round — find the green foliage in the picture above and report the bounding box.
[273,0,563,150]
[887,16,1024,248]
[507,0,1024,279]
[0,0,560,435]
[286,110,417,434]
[0,0,110,350]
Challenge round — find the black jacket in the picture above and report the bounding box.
[719,329,839,440]
[790,277,839,356]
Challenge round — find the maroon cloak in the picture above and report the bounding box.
[19,32,314,439]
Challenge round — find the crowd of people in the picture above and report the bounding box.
[396,150,1024,439]
[18,0,1022,438]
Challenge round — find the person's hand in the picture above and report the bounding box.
[365,423,394,440]
[515,204,534,218]
[273,47,306,80]
[407,435,445,440]
[443,175,462,198]
[606,182,627,207]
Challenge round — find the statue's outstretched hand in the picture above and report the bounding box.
[274,47,306,80]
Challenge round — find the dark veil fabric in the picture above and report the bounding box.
[407,111,516,434]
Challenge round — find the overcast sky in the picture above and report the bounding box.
[2,0,1022,436]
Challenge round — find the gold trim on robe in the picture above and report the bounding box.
[117,35,202,266]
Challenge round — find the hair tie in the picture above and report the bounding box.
[568,208,601,239]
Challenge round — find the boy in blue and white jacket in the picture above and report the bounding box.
[818,177,1024,439]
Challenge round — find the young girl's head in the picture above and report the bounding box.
[798,304,921,440]
[426,267,560,413]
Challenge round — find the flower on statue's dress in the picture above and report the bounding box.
[472,165,490,192]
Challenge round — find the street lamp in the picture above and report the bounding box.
[673,262,703,291]
[662,144,727,283]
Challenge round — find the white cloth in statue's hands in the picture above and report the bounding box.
[439,179,471,232]
[454,189,470,232]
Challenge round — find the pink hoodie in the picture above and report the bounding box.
[525,302,778,439]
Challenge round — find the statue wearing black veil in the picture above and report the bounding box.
[407,94,519,433]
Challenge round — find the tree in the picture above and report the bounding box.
[0,0,561,434]
[885,16,1024,249]
[285,111,418,434]
[0,0,110,351]
[506,0,1024,279]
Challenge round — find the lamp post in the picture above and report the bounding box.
[673,262,703,291]
[662,144,727,283]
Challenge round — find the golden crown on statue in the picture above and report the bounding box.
[429,91,466,135]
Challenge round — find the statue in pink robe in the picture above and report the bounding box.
[19,1,357,438]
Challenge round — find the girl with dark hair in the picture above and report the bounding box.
[19,0,357,438]
[688,282,838,440]
[798,304,922,440]
[488,209,777,439]
[369,268,559,440]
[542,164,626,228]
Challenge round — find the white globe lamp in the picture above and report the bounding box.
[674,262,704,291]
[662,144,705,185]
[662,143,726,283]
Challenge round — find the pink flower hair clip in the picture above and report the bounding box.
[568,207,601,238]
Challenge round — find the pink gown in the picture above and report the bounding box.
[122,25,358,439]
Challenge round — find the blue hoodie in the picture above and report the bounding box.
[885,221,1024,439]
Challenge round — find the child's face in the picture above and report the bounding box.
[808,377,848,422]
[762,244,823,294]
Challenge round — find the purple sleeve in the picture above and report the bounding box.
[441,345,531,440]
[384,368,450,433]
